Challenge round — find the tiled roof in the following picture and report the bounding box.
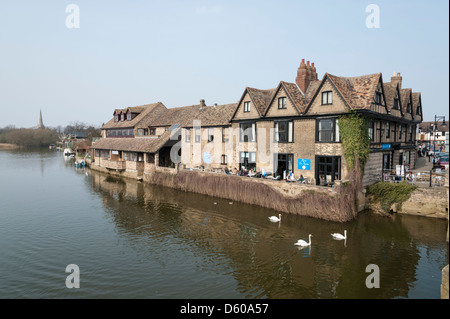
[412,92,422,118]
[103,102,166,129]
[326,73,381,110]
[400,88,412,114]
[383,82,397,111]
[246,87,277,115]
[279,81,307,114]
[189,103,238,127]
[149,104,201,127]
[92,131,172,153]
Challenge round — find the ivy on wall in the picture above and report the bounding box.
[338,112,370,171]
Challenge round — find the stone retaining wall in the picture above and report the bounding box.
[395,187,447,219]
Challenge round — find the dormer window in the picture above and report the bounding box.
[127,112,132,121]
[375,91,383,105]
[321,91,333,105]
[278,97,287,109]
[393,92,399,110]
[121,113,125,121]
[244,101,251,112]
[416,101,421,115]
[114,114,119,122]
[406,100,412,113]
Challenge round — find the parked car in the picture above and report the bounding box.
[438,154,449,170]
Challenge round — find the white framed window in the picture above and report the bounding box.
[278,97,287,109]
[321,91,333,105]
[244,101,251,112]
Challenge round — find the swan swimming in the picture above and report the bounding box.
[268,214,281,223]
[331,230,347,240]
[295,234,313,246]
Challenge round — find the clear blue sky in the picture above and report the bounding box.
[0,0,448,128]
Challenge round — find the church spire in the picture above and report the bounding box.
[38,109,44,129]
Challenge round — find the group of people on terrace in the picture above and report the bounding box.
[224,167,308,184]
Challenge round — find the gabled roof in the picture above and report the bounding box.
[400,88,413,114]
[412,92,423,119]
[326,73,382,110]
[279,81,307,114]
[103,102,166,129]
[246,87,277,116]
[383,82,404,116]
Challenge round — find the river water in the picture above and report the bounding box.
[0,149,447,299]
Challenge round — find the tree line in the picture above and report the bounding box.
[0,121,101,147]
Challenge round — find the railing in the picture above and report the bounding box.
[382,168,446,187]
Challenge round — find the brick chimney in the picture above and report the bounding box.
[391,71,402,89]
[296,59,318,94]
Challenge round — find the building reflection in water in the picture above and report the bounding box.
[90,171,447,299]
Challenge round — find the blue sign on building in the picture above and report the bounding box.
[298,158,311,170]
[382,144,392,149]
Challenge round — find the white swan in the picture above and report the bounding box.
[295,234,313,246]
[331,230,347,240]
[268,214,281,222]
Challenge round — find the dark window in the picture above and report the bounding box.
[407,101,412,113]
[317,118,339,142]
[278,97,287,109]
[240,122,256,142]
[386,122,390,138]
[375,91,383,105]
[114,114,119,122]
[127,113,132,121]
[149,128,156,135]
[316,156,341,186]
[275,121,293,142]
[208,128,214,143]
[383,154,391,169]
[221,154,227,165]
[321,91,333,105]
[393,93,399,110]
[244,101,251,112]
[239,152,256,171]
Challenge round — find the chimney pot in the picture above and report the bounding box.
[301,59,305,64]
[307,61,310,66]
[200,99,206,108]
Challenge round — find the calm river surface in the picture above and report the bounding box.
[0,149,447,299]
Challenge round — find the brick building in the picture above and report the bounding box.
[91,59,423,186]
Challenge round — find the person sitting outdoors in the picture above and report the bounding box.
[224,167,230,175]
[286,173,296,182]
[297,175,305,183]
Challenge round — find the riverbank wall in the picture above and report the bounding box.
[90,162,362,223]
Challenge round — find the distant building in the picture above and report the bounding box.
[38,109,44,129]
